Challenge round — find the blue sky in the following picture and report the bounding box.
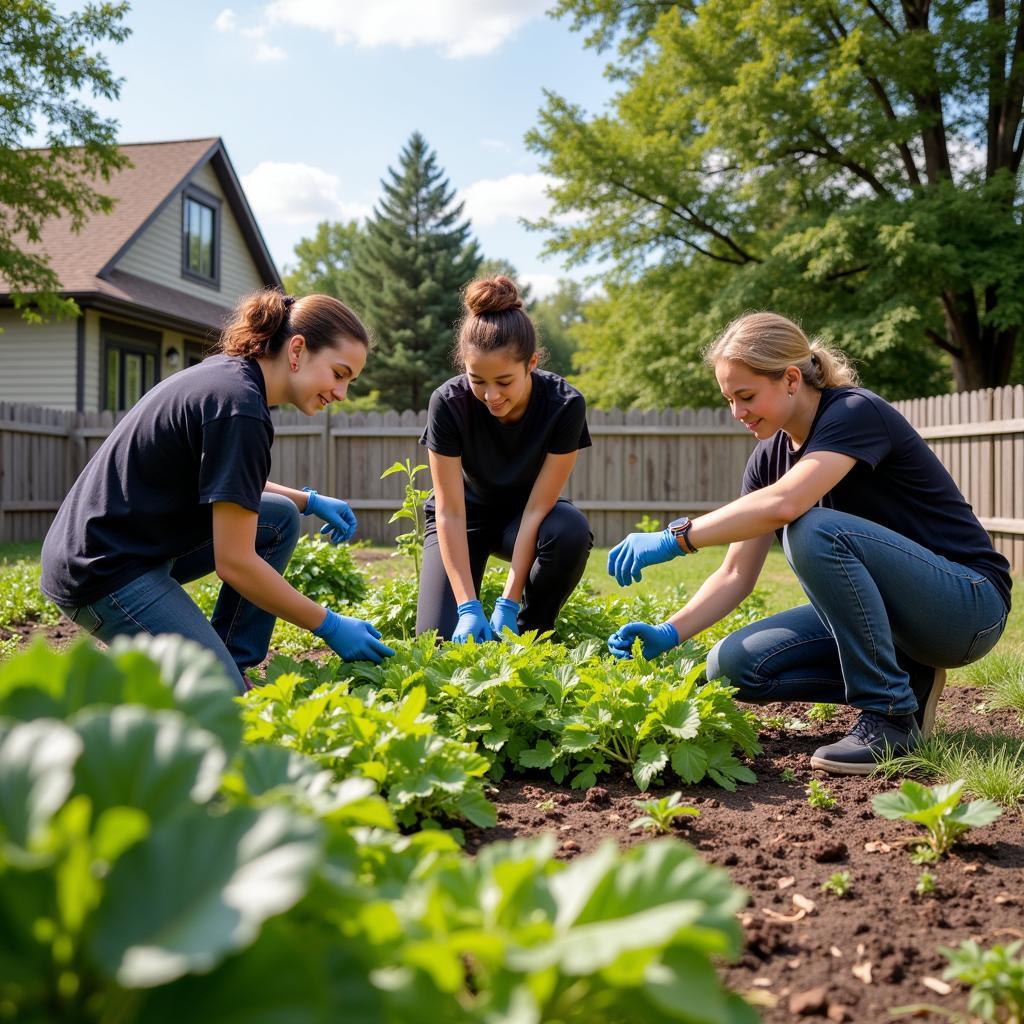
[87,1,615,296]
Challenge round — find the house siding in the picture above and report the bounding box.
[0,309,78,409]
[114,158,265,304]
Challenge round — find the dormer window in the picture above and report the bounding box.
[181,186,221,287]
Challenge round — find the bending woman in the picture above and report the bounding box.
[41,289,393,692]
[605,313,1011,774]
[416,276,594,642]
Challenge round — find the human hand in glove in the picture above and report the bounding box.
[302,487,357,544]
[607,621,680,661]
[607,529,683,587]
[314,609,394,663]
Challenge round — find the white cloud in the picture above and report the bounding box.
[520,273,560,299]
[481,138,511,152]
[461,172,558,227]
[264,0,549,58]
[214,8,237,32]
[254,41,287,61]
[242,161,372,225]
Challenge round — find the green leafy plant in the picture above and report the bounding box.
[916,870,937,897]
[820,870,852,898]
[872,779,1003,860]
[893,940,1024,1024]
[807,702,837,724]
[634,514,662,533]
[381,459,432,584]
[780,767,797,782]
[630,791,700,834]
[241,667,496,829]
[806,779,837,809]
[336,632,761,793]
[0,559,60,628]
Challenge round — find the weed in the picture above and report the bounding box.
[915,870,937,896]
[780,767,797,782]
[807,702,838,724]
[873,779,1002,859]
[630,792,701,834]
[941,939,1024,1024]
[964,647,1024,723]
[381,459,432,584]
[759,713,786,731]
[806,779,837,809]
[821,871,852,898]
[0,559,60,628]
[634,515,662,533]
[536,798,556,811]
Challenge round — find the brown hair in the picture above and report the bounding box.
[704,312,858,389]
[454,275,542,369]
[217,288,370,359]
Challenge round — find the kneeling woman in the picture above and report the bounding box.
[605,313,1011,774]
[41,289,393,692]
[416,276,594,642]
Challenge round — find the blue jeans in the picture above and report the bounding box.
[707,508,1008,715]
[56,493,301,694]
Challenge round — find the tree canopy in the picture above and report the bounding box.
[530,0,1024,397]
[347,133,482,411]
[0,1,130,322]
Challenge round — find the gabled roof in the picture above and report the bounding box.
[2,138,280,329]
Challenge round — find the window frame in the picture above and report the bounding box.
[100,318,162,412]
[180,185,222,289]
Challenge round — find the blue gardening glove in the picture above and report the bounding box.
[453,600,494,644]
[608,621,680,661]
[489,596,521,639]
[302,487,357,544]
[607,529,683,587]
[314,609,395,664]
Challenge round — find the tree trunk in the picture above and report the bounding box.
[944,299,1018,390]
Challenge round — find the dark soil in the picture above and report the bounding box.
[7,622,1022,1021]
[463,686,1024,1023]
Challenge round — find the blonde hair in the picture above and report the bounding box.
[704,312,858,389]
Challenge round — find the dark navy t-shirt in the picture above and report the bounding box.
[41,355,274,605]
[419,369,591,512]
[741,386,1012,612]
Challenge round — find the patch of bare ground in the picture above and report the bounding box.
[463,686,1024,1024]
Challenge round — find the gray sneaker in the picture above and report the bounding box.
[909,666,946,739]
[810,711,920,775]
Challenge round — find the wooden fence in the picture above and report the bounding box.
[2,385,1022,573]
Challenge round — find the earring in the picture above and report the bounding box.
[291,362,298,372]
[788,392,794,398]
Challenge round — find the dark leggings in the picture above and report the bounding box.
[415,499,594,639]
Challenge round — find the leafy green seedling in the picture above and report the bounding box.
[806,703,837,724]
[872,779,1002,859]
[821,871,852,898]
[381,459,432,584]
[941,939,1024,1024]
[915,870,937,897]
[780,767,797,782]
[536,798,555,812]
[785,716,810,732]
[806,779,837,809]
[630,792,700,834]
[911,845,940,866]
[759,714,786,731]
[633,514,662,533]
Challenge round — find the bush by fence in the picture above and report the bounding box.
[1,386,1022,573]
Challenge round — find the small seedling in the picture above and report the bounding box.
[634,514,662,533]
[821,870,852,898]
[806,702,837,724]
[940,939,1024,1023]
[759,713,787,731]
[911,844,940,865]
[630,792,700,834]
[780,767,797,782]
[535,798,556,812]
[872,779,1002,859]
[785,716,810,732]
[916,870,937,897]
[806,779,837,809]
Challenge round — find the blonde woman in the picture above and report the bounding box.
[605,313,1011,774]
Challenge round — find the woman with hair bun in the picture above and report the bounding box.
[416,275,594,643]
[41,288,393,691]
[605,312,1011,775]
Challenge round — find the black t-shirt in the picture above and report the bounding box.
[741,386,1012,612]
[419,369,592,512]
[41,355,274,605]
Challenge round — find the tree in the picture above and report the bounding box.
[530,0,1024,393]
[283,220,362,301]
[0,1,130,322]
[531,279,585,377]
[347,133,482,411]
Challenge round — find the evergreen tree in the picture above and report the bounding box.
[349,133,481,410]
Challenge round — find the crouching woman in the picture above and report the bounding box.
[41,289,393,692]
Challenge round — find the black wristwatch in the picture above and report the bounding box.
[668,516,698,554]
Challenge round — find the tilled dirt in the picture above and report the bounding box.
[463,686,1024,1023]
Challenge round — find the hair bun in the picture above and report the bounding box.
[464,275,522,317]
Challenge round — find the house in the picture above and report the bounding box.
[0,138,280,412]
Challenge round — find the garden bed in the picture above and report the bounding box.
[463,685,1024,1022]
